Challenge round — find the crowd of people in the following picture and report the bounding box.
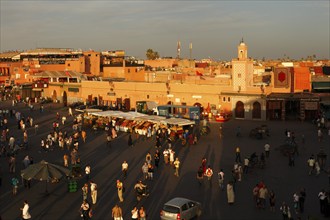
[1,98,330,220]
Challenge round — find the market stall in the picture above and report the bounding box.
[87,110,195,136]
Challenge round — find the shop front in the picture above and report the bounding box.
[266,93,320,121]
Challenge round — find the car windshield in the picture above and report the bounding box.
[163,205,180,214]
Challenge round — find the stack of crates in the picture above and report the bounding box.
[68,180,77,192]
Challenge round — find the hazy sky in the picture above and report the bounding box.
[0,0,329,60]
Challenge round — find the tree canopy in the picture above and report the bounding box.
[146,49,159,60]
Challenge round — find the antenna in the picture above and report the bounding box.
[189,43,192,60]
[177,41,181,59]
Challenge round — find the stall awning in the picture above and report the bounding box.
[312,82,330,90]
[161,118,195,126]
[32,88,43,91]
[84,109,103,113]
[89,110,195,126]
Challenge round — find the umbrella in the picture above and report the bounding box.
[21,160,70,194]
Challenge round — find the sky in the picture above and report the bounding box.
[0,0,329,61]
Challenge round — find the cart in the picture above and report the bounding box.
[67,164,82,192]
[249,125,269,139]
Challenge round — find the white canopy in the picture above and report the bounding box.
[84,109,103,113]
[161,117,195,126]
[89,110,195,126]
[89,111,146,119]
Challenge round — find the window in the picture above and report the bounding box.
[181,204,188,211]
[228,97,231,102]
[147,95,149,99]
[67,63,71,67]
[223,97,226,102]
[188,202,195,208]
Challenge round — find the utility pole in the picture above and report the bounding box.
[189,42,192,68]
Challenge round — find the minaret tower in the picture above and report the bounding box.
[237,38,248,60]
[232,38,253,92]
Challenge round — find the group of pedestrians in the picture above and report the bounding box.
[0,100,49,219]
[2,98,330,220]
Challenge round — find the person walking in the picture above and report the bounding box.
[147,163,154,180]
[163,148,169,165]
[173,157,181,177]
[197,166,204,186]
[154,150,160,168]
[205,165,213,187]
[235,147,241,163]
[293,192,300,214]
[237,164,243,181]
[90,181,97,205]
[85,164,91,182]
[145,152,152,165]
[139,206,147,220]
[128,133,133,147]
[81,130,87,143]
[142,162,148,180]
[116,179,124,203]
[299,187,306,213]
[264,143,270,158]
[80,199,90,220]
[201,157,207,174]
[269,190,276,212]
[9,155,16,173]
[315,161,321,176]
[82,183,89,201]
[169,149,175,165]
[252,184,260,207]
[318,128,323,142]
[63,154,69,167]
[68,107,73,117]
[227,181,235,205]
[318,189,327,215]
[243,157,249,174]
[11,176,19,195]
[280,202,291,220]
[259,153,266,169]
[62,116,66,125]
[307,155,315,175]
[218,169,225,191]
[122,160,128,179]
[258,185,268,209]
[112,204,123,220]
[131,206,139,220]
[106,134,112,148]
[21,200,31,219]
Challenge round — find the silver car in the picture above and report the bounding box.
[160,197,202,220]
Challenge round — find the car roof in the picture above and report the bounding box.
[164,197,195,207]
